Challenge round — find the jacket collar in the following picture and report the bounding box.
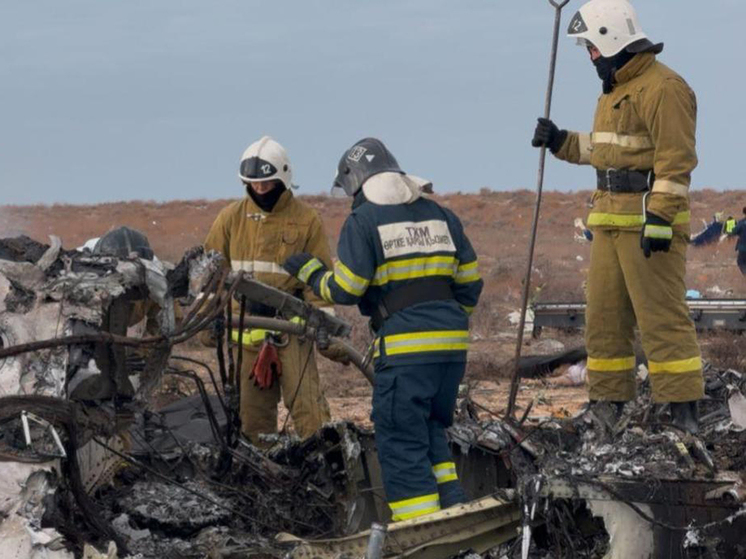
[614,52,656,87]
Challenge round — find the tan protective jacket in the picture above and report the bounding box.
[204,190,333,311]
[555,52,697,232]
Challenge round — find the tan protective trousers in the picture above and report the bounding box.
[586,230,704,403]
[236,335,331,447]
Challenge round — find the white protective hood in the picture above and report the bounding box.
[361,172,432,205]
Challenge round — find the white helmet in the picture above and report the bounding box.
[567,0,661,58]
[238,136,295,189]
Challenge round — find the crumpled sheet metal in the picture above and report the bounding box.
[282,496,520,559]
[0,463,74,559]
[0,303,69,396]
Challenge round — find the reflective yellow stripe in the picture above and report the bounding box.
[383,330,470,356]
[298,258,324,283]
[231,328,270,345]
[320,271,333,303]
[587,211,690,228]
[648,356,702,374]
[726,219,737,234]
[461,305,475,315]
[372,256,457,286]
[373,338,381,358]
[432,462,458,484]
[652,179,689,197]
[231,260,288,275]
[645,224,673,240]
[577,132,592,164]
[390,493,440,521]
[334,261,369,296]
[592,132,654,149]
[455,260,480,284]
[587,356,636,372]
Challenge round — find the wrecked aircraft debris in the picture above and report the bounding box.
[533,299,746,334]
[1,234,746,559]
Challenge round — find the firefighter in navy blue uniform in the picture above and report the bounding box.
[283,138,483,521]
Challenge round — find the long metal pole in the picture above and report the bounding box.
[506,0,571,420]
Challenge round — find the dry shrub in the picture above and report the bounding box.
[701,332,746,371]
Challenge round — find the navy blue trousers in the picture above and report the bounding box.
[371,362,468,520]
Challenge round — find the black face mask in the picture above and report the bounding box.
[593,49,636,94]
[247,182,286,212]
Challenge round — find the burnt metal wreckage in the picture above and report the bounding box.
[0,235,745,559]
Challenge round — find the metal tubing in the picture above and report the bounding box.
[230,316,375,384]
[506,0,570,419]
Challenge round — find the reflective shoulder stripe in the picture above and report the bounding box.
[372,255,457,286]
[455,260,480,284]
[334,261,369,296]
[432,462,458,484]
[648,355,702,374]
[231,260,289,275]
[587,356,636,372]
[591,132,654,149]
[644,225,673,240]
[383,330,470,356]
[577,132,593,164]
[319,271,334,303]
[298,258,324,283]
[587,211,690,228]
[390,493,441,521]
[652,179,689,197]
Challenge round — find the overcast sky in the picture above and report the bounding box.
[1,1,743,205]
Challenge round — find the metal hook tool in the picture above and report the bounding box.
[507,0,572,419]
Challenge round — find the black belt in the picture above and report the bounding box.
[371,277,455,332]
[596,169,653,193]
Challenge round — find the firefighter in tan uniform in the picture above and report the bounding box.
[204,136,337,445]
[532,0,703,432]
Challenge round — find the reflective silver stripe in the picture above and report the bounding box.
[577,132,592,164]
[335,261,369,295]
[592,132,653,149]
[652,179,689,197]
[385,335,469,349]
[231,260,289,275]
[645,225,672,239]
[390,495,440,517]
[433,463,457,483]
[373,258,456,285]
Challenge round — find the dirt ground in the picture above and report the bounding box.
[2,190,745,429]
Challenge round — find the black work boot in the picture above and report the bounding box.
[670,401,699,435]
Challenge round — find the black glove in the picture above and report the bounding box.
[640,213,673,258]
[283,252,327,284]
[531,118,568,153]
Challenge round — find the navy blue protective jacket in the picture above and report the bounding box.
[307,197,483,368]
[733,219,746,252]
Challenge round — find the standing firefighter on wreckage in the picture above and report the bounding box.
[283,138,483,521]
[532,0,704,431]
[204,136,345,447]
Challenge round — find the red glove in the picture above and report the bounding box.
[250,341,282,389]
